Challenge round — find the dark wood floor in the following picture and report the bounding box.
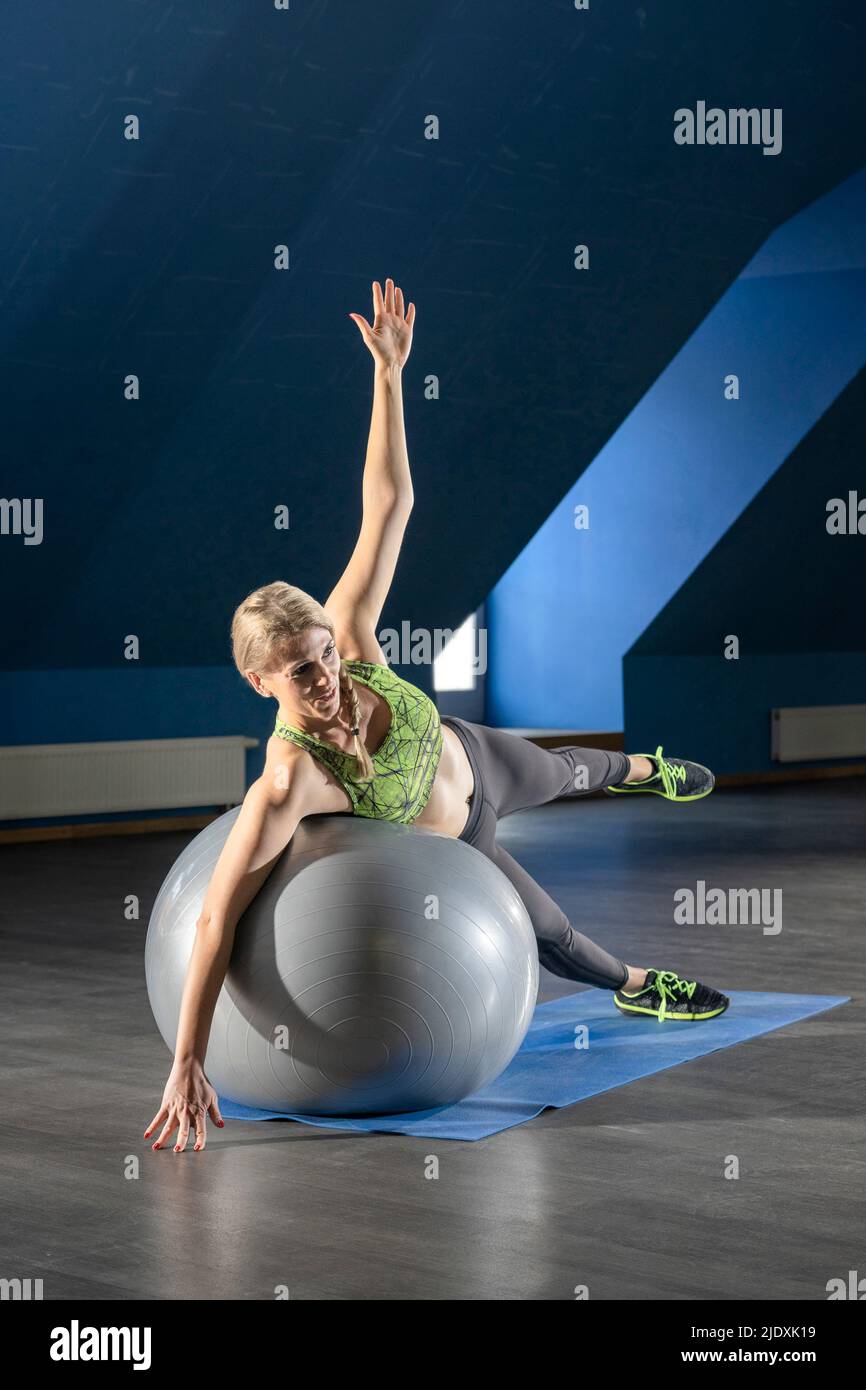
[1,782,863,1300]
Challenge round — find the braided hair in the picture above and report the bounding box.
[338,659,376,781]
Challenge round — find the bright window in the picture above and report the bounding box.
[433,612,476,692]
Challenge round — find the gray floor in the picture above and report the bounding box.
[1,782,864,1300]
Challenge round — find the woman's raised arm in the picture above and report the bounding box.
[326,279,415,634]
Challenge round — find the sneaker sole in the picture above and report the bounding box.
[614,996,729,1020]
[604,785,714,802]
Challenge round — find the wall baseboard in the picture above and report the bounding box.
[3,751,864,844]
[714,763,866,788]
[0,814,221,845]
[518,730,626,751]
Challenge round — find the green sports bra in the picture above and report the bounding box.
[272,659,443,825]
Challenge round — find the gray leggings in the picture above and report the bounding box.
[441,716,631,991]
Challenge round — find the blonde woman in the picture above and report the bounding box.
[145,278,728,1155]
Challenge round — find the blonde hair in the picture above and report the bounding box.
[231,580,376,781]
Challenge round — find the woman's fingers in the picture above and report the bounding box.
[349,312,373,342]
[193,1110,207,1153]
[148,1101,220,1154]
[174,1109,191,1154]
[143,1106,167,1140]
[368,278,412,324]
[355,279,414,364]
[152,1112,177,1151]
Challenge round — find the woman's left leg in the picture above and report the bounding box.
[489,832,629,989]
[439,719,727,1016]
[442,718,631,989]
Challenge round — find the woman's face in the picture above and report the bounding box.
[254,626,342,722]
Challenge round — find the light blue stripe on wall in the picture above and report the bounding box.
[486,169,866,730]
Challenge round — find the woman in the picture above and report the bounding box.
[145,278,729,1155]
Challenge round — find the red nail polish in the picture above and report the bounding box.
[217,1120,224,1128]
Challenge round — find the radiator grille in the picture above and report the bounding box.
[0,737,259,820]
[771,705,866,763]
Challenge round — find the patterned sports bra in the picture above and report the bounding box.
[272,659,443,825]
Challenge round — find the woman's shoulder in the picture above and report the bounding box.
[264,730,315,775]
[345,659,437,716]
[343,658,395,694]
[262,733,350,814]
[343,657,389,676]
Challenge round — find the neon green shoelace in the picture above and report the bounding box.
[652,969,697,1022]
[652,745,687,798]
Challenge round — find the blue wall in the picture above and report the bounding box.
[624,365,866,775]
[624,653,866,778]
[486,169,866,730]
[3,2,866,787]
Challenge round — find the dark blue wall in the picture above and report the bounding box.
[2,2,866,769]
[486,170,866,730]
[624,367,866,775]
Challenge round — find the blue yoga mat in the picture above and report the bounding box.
[218,990,849,1141]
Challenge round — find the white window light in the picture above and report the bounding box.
[433,612,477,692]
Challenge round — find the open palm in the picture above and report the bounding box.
[349,277,415,369]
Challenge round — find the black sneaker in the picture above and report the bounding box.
[606,745,715,802]
[614,968,730,1022]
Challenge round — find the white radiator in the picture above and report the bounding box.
[0,736,259,820]
[771,704,866,763]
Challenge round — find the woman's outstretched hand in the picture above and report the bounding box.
[349,277,415,369]
[144,1058,224,1154]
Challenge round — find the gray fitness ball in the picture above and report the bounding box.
[146,810,539,1116]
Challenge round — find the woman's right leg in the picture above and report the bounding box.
[455,719,632,816]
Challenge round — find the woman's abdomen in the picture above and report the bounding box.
[413,722,476,836]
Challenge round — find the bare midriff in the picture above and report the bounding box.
[412,723,475,837]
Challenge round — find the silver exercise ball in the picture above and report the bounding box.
[145,810,538,1116]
